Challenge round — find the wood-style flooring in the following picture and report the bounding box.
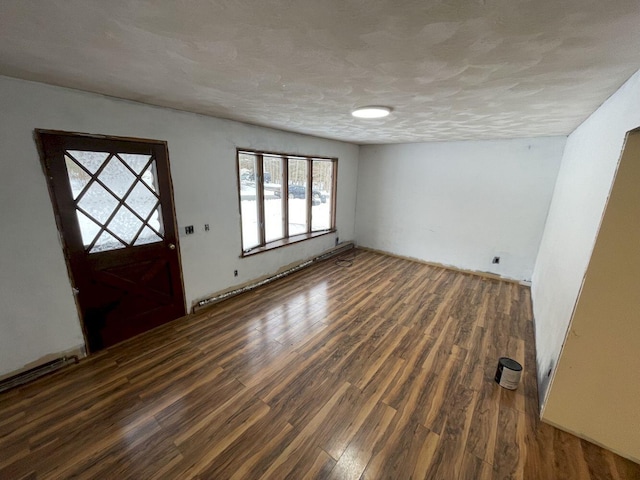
[1,249,638,479]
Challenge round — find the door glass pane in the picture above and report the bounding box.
[126,182,159,220]
[288,158,308,236]
[77,182,119,225]
[90,230,126,253]
[239,153,260,250]
[141,163,159,191]
[67,150,110,174]
[118,153,152,174]
[108,205,143,244]
[65,149,165,252]
[99,156,137,198]
[264,156,283,243]
[128,161,164,241]
[65,155,92,199]
[134,225,163,246]
[312,160,333,231]
[147,206,164,236]
[75,210,101,246]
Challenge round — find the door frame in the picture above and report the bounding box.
[34,129,187,353]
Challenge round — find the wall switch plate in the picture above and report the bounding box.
[185,225,194,235]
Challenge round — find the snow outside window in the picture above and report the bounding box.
[237,150,336,254]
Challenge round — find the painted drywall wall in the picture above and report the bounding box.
[355,138,565,281]
[531,69,640,406]
[543,129,640,463]
[0,75,358,378]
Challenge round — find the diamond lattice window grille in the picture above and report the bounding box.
[64,150,165,252]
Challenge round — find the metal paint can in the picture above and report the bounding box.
[494,357,522,390]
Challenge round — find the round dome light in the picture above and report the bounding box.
[351,106,392,119]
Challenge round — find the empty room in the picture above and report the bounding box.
[1,1,639,479]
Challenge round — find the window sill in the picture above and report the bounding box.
[241,229,336,257]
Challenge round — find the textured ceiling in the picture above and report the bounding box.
[1,0,640,144]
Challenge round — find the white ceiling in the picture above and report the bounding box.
[1,0,639,144]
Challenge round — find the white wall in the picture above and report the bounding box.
[532,69,640,407]
[0,75,359,378]
[355,138,565,281]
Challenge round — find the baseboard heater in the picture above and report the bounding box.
[0,356,79,394]
[194,241,355,313]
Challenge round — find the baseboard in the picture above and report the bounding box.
[357,246,529,286]
[0,344,86,384]
[192,241,356,313]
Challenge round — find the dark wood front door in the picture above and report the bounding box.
[37,131,186,352]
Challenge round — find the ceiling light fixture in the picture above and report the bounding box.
[351,106,392,119]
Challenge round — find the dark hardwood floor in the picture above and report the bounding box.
[1,249,638,479]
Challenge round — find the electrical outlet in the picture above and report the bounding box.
[204,224,210,231]
[234,270,238,277]
[185,225,194,235]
